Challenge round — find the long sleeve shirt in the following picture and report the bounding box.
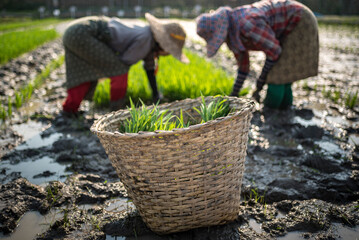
[107,18,156,71]
[228,0,302,93]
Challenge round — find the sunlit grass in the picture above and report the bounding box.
[94,49,237,106]
[0,18,64,32]
[0,27,59,64]
[317,15,359,26]
[93,79,111,107]
[157,49,234,101]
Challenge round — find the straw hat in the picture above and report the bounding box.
[145,13,189,63]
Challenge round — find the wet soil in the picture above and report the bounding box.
[0,21,359,239]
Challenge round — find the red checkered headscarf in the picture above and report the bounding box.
[196,7,233,57]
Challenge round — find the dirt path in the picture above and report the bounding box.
[0,20,359,239]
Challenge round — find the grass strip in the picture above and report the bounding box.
[317,15,359,26]
[0,27,59,64]
[0,18,64,32]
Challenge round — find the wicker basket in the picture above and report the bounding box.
[91,96,254,234]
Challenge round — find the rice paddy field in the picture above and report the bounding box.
[0,16,359,240]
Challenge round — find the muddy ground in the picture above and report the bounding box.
[0,20,359,239]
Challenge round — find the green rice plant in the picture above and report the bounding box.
[14,92,23,109]
[322,87,341,104]
[21,84,33,101]
[331,90,341,103]
[302,80,311,92]
[118,96,231,133]
[95,49,236,106]
[157,49,234,100]
[0,55,64,123]
[35,55,64,87]
[193,95,230,123]
[0,104,6,121]
[119,98,184,133]
[127,49,234,102]
[345,91,358,109]
[7,97,12,118]
[93,78,111,107]
[239,86,250,97]
[0,28,59,64]
[0,18,64,32]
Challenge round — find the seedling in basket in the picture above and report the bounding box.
[119,96,232,133]
[193,95,230,123]
[119,98,188,133]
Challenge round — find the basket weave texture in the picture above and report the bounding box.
[91,96,254,234]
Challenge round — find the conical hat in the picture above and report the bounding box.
[145,13,189,63]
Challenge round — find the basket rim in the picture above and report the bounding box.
[90,96,255,138]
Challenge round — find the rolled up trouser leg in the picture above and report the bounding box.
[110,73,128,101]
[109,73,128,111]
[63,82,92,113]
[279,83,293,109]
[264,84,285,109]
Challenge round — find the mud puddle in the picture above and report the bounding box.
[1,120,71,185]
[0,210,63,240]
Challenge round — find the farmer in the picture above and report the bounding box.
[196,0,319,109]
[62,14,189,114]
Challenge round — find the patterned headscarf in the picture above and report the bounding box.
[196,7,231,57]
[196,6,248,57]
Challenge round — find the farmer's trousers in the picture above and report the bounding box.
[264,83,293,109]
[62,73,128,113]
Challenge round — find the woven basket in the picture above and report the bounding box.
[91,96,254,234]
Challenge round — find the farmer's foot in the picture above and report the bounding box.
[59,110,83,119]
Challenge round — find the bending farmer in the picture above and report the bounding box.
[196,0,318,109]
[62,14,189,113]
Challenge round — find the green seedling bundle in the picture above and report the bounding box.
[119,96,230,133]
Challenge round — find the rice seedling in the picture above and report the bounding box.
[0,55,64,123]
[93,79,111,107]
[119,96,232,133]
[95,49,237,106]
[157,49,234,100]
[0,105,6,121]
[0,27,59,64]
[0,18,64,32]
[193,95,230,123]
[302,80,311,92]
[14,92,23,109]
[345,91,358,109]
[322,87,341,104]
[7,97,12,119]
[119,98,185,133]
[239,86,251,97]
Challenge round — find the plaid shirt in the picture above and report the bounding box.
[228,0,302,75]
